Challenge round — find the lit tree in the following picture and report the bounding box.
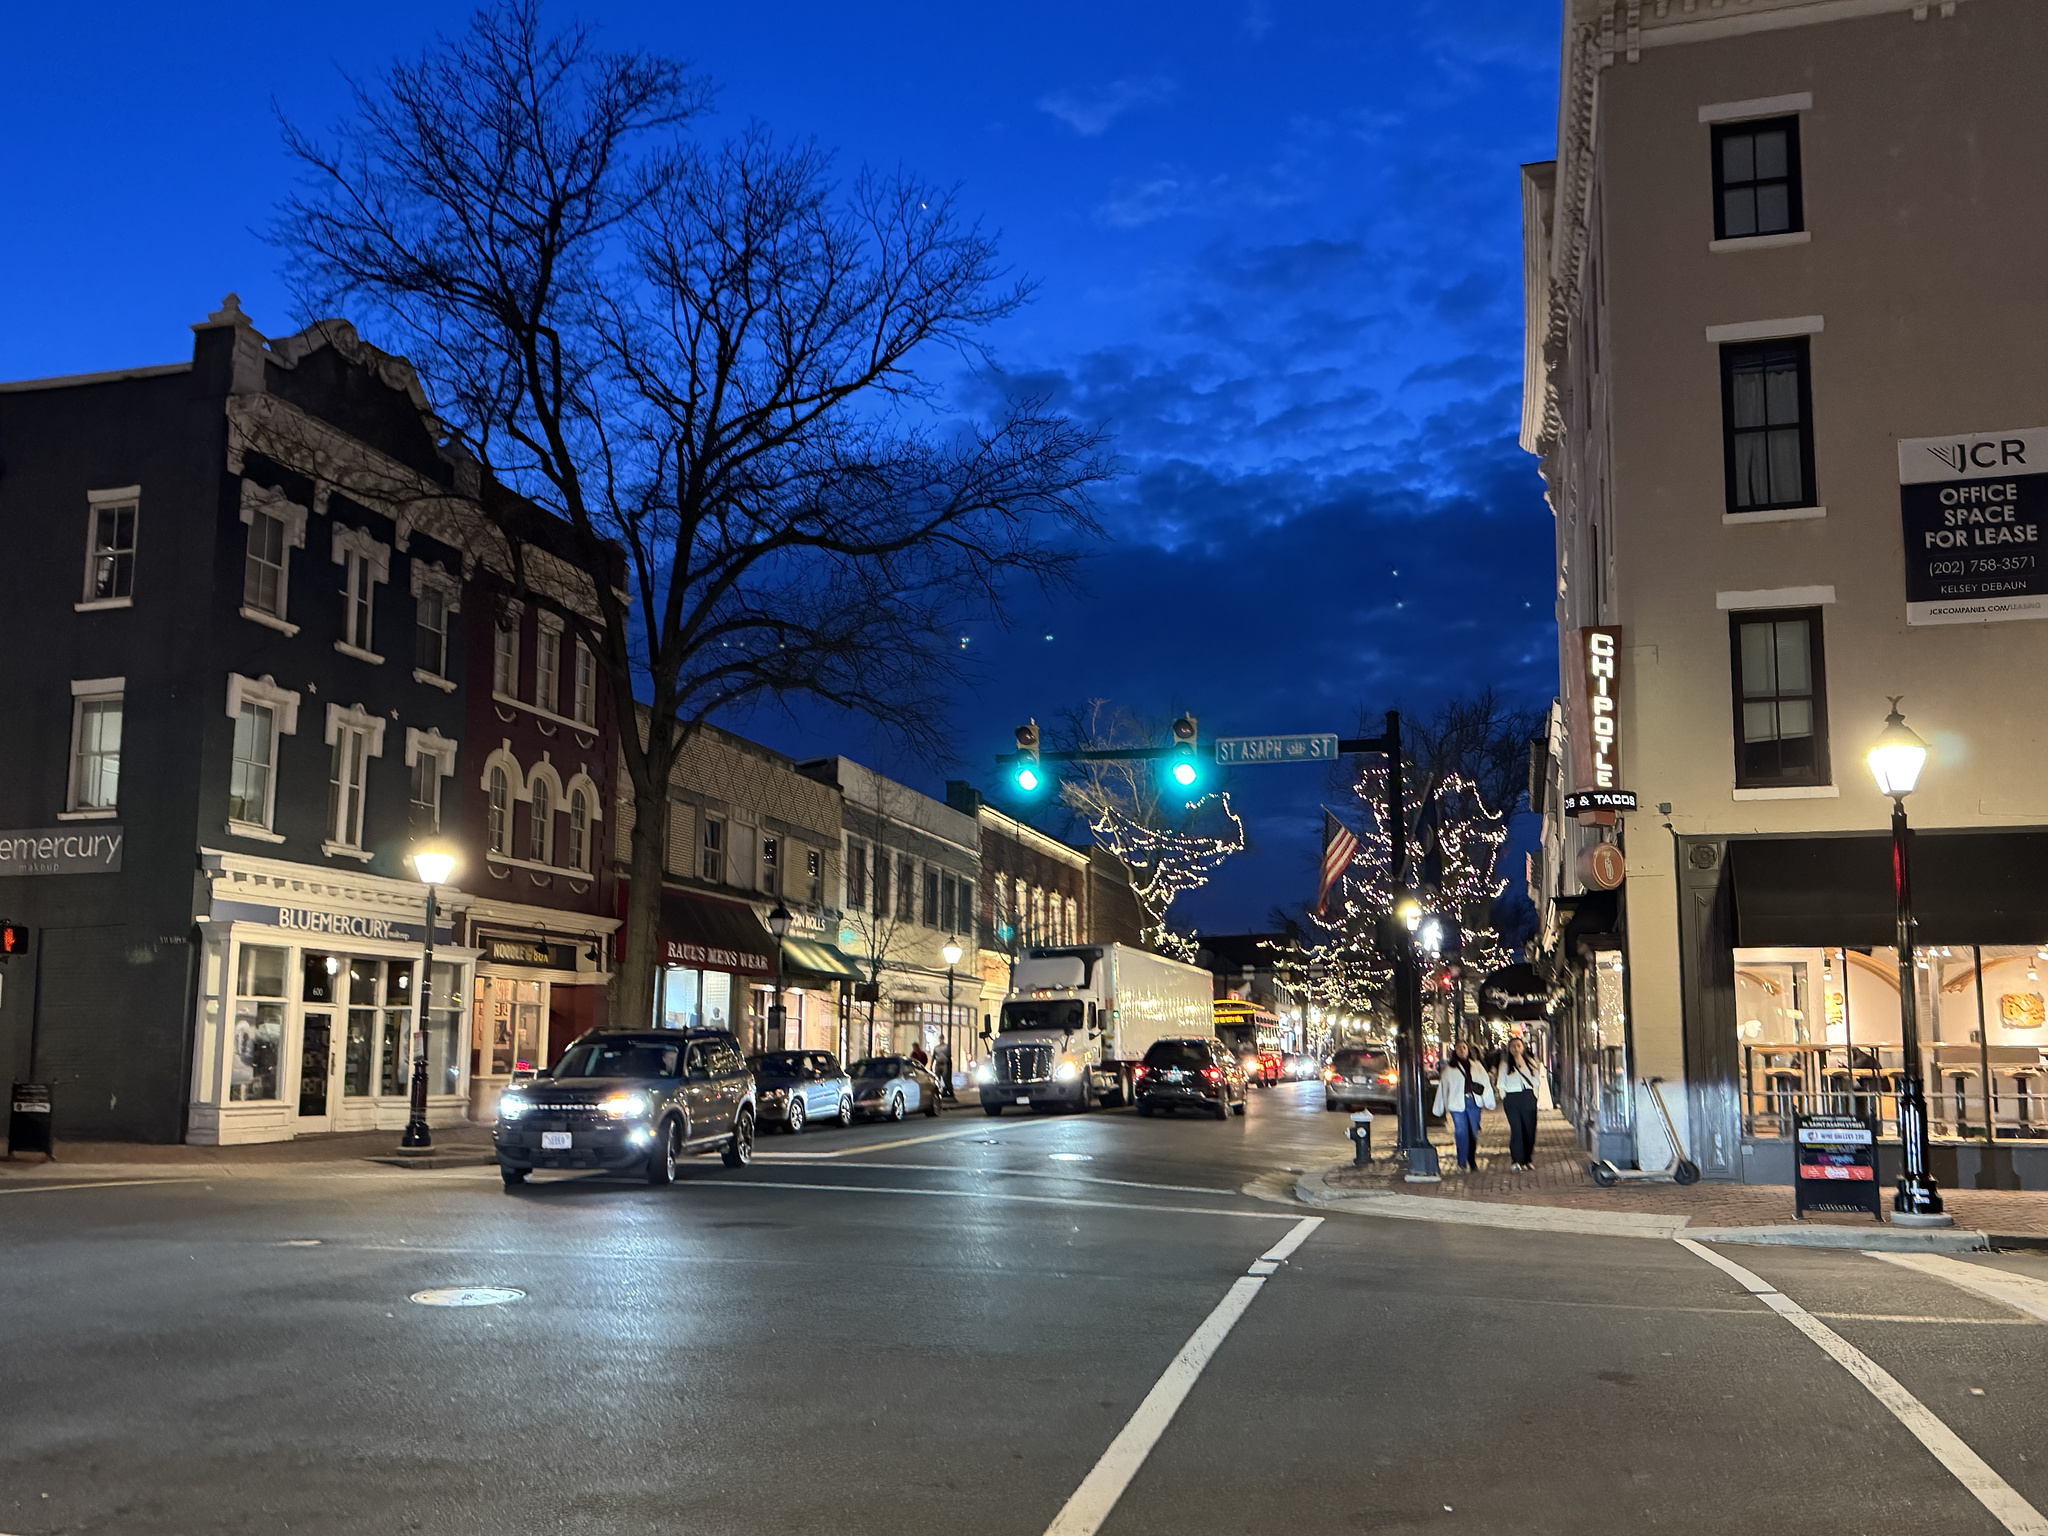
[1053,700,1246,960]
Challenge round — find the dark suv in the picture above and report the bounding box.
[494,1030,755,1189]
[1134,1037,1246,1120]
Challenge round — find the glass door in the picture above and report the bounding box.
[297,1013,334,1127]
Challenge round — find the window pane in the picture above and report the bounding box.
[1773,621,1812,694]
[1742,697,1779,743]
[489,768,510,853]
[1733,436,1772,509]
[1763,359,1802,425]
[530,780,551,861]
[1721,133,1755,184]
[230,703,273,824]
[1765,428,1805,504]
[1730,363,1767,429]
[1755,183,1791,235]
[75,698,122,810]
[229,1001,283,1102]
[1777,698,1814,739]
[238,944,289,997]
[1722,187,1756,239]
[1739,622,1777,697]
[1752,128,1787,181]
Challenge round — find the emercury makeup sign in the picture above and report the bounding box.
[0,826,124,877]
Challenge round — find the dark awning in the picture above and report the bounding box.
[1478,962,1550,1021]
[1730,832,2048,948]
[655,890,776,975]
[1560,890,1620,954]
[779,938,864,987]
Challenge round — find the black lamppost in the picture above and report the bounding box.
[942,936,963,1097]
[400,845,457,1151]
[766,902,792,1052]
[1866,700,1949,1225]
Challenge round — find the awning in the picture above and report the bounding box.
[777,938,865,988]
[654,890,775,976]
[1478,962,1550,1021]
[1729,832,2048,948]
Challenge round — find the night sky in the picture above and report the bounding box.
[1,0,1562,934]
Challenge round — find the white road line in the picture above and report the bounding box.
[1043,1216,1322,1536]
[1261,1216,1323,1263]
[681,1179,1300,1221]
[754,1118,1064,1159]
[755,1160,1235,1198]
[0,1177,201,1196]
[1677,1238,2048,1536]
[1867,1251,2048,1325]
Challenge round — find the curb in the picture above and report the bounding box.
[1293,1165,1991,1251]
[364,1152,500,1171]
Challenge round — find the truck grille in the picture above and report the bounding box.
[996,1044,1053,1084]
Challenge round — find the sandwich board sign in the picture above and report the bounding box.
[1792,1111,1882,1221]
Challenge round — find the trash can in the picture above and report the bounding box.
[9,1082,53,1158]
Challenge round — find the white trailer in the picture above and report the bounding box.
[978,943,1214,1113]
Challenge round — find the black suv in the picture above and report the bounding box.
[494,1030,755,1189]
[1134,1037,1247,1120]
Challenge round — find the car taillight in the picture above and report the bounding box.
[1377,1072,1397,1085]
[1323,1067,1340,1081]
[1132,1066,1146,1080]
[1203,1066,1220,1081]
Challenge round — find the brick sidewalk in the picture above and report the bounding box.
[1326,1109,2048,1238]
[0,1121,497,1170]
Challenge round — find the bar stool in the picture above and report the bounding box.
[1766,1070,1803,1132]
[1945,1066,1981,1138]
[2011,1071,2041,1135]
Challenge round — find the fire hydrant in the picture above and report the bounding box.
[1348,1110,1374,1166]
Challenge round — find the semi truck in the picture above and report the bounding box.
[978,943,1215,1113]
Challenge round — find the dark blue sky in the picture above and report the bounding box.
[1,0,1562,933]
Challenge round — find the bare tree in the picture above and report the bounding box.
[277,4,1108,1032]
[1408,689,1548,818]
[838,773,920,1057]
[1052,700,1245,960]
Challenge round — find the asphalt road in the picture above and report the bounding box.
[6,1081,2048,1535]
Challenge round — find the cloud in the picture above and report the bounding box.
[1036,76,1177,137]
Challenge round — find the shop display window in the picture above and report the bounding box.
[427,961,462,1093]
[230,944,288,1102]
[379,960,415,1096]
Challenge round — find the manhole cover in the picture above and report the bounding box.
[1049,1153,1094,1162]
[410,1287,525,1308]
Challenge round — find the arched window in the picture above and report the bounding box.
[529,776,553,863]
[487,766,510,854]
[567,787,590,871]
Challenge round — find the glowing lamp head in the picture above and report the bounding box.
[1866,700,1928,800]
[942,938,963,967]
[411,846,457,886]
[1171,760,1198,789]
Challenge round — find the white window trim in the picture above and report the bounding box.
[409,557,463,684]
[1724,506,1827,526]
[564,770,601,872]
[67,682,124,816]
[322,702,386,854]
[571,639,597,726]
[1698,92,1812,125]
[1733,784,1840,801]
[533,613,565,716]
[239,481,308,629]
[331,525,391,662]
[412,669,457,693]
[1704,315,1824,343]
[563,769,604,822]
[403,726,458,776]
[1717,585,1837,610]
[1709,231,1812,255]
[480,742,526,798]
[225,673,301,839]
[81,486,140,606]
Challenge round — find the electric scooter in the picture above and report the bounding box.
[1590,1075,1701,1186]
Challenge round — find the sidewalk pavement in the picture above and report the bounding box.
[1,1121,499,1176]
[1303,1108,2048,1250]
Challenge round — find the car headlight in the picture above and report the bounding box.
[1054,1060,1079,1083]
[498,1093,529,1120]
[974,1063,994,1084]
[602,1092,652,1120]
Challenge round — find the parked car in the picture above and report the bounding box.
[749,1050,853,1133]
[493,1030,755,1188]
[849,1056,941,1121]
[1324,1044,1400,1113]
[1134,1037,1247,1119]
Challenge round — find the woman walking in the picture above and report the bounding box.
[1496,1037,1542,1171]
[1431,1042,1495,1172]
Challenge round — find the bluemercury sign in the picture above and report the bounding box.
[206,898,450,945]
[1214,733,1339,766]
[0,826,123,877]
[1899,426,2048,625]
[1567,626,1623,794]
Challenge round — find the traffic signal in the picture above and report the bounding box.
[1166,715,1202,793]
[1012,720,1044,796]
[0,921,28,960]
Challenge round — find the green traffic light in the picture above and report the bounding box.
[1015,765,1042,793]
[1170,760,1198,788]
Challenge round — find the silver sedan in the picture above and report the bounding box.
[748,1050,853,1133]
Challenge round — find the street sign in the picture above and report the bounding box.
[1214,733,1339,766]
[1793,1111,1882,1221]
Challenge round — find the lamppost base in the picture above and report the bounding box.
[1893,1174,1945,1221]
[1402,1142,1441,1181]
[399,1120,433,1150]
[1889,1211,1955,1228]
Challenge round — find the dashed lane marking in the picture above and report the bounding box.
[678,1179,1303,1221]
[0,1178,203,1196]
[1679,1238,2048,1536]
[1042,1217,1321,1536]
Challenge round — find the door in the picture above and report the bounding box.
[297,1013,334,1125]
[802,1054,829,1117]
[683,1041,715,1144]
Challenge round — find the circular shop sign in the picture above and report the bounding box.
[409,1286,525,1308]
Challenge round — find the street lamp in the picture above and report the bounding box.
[400,844,458,1151]
[942,935,963,1097]
[766,902,792,1052]
[1865,700,1948,1225]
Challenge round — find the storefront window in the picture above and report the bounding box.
[703,970,732,1031]
[380,960,415,1096]
[660,967,699,1029]
[345,958,380,1097]
[1593,949,1630,1140]
[304,952,340,1004]
[428,961,462,1094]
[230,944,287,1101]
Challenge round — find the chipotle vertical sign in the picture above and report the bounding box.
[1570,626,1622,794]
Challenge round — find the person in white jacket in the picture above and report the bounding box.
[1431,1042,1494,1171]
[1494,1037,1542,1170]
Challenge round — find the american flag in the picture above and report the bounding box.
[1316,809,1359,915]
